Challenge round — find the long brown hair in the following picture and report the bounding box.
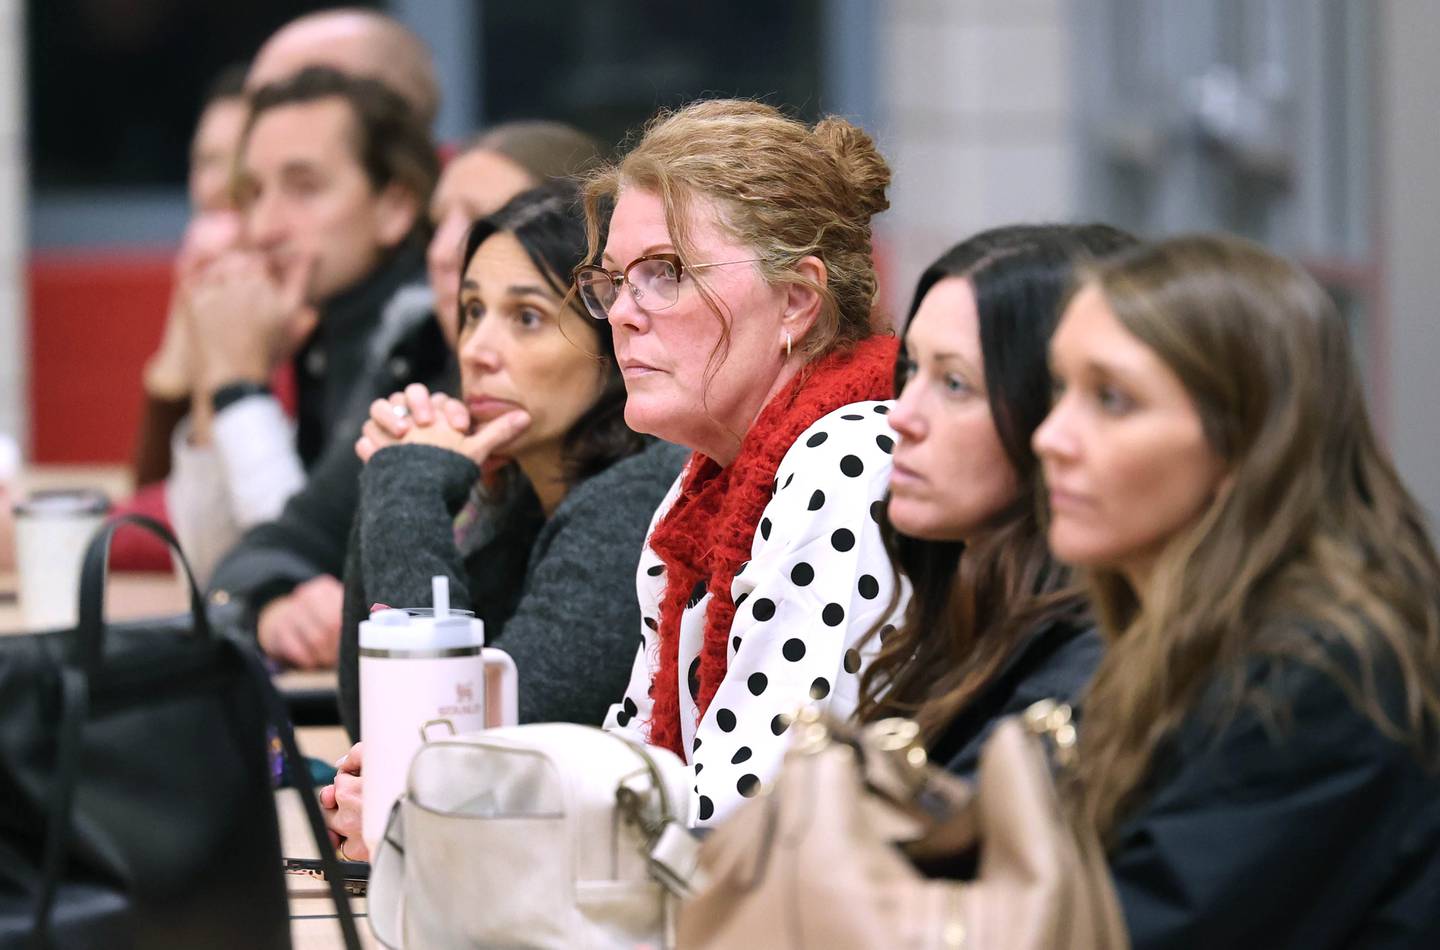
[856,224,1137,742]
[1073,234,1440,839]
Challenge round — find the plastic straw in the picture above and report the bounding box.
[432,575,449,620]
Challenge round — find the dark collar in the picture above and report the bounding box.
[316,232,427,339]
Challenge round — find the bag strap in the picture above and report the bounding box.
[30,514,213,945]
[72,514,212,676]
[238,642,364,950]
[28,666,89,950]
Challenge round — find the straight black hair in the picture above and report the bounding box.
[859,222,1138,736]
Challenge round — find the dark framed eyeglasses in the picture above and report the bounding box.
[571,252,761,321]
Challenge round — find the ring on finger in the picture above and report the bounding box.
[337,838,354,861]
[391,403,410,420]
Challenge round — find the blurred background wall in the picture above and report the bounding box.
[3,0,1436,528]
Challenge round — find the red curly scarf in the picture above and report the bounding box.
[643,335,899,757]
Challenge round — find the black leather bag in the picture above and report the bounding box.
[0,515,361,949]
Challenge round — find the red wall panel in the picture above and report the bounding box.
[27,251,175,463]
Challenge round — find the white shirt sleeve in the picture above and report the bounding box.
[211,395,304,529]
[166,414,241,586]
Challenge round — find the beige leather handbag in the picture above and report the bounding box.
[676,701,1129,950]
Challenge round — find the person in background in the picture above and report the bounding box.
[582,99,906,826]
[165,66,441,590]
[131,64,250,490]
[246,7,439,129]
[104,65,251,573]
[855,224,1137,777]
[321,183,687,860]
[208,121,604,670]
[1035,234,1440,947]
[132,0,444,495]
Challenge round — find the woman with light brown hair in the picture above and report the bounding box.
[579,99,906,825]
[1035,233,1440,947]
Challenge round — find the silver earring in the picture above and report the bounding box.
[785,332,793,358]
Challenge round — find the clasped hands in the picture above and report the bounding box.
[184,250,319,394]
[355,383,531,472]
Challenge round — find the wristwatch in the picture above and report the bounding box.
[211,380,272,414]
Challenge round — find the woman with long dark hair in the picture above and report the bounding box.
[857,224,1136,774]
[1036,234,1440,946]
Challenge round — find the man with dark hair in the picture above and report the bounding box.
[168,66,449,665]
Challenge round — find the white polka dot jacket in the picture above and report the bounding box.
[606,390,910,827]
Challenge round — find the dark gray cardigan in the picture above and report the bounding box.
[338,438,688,739]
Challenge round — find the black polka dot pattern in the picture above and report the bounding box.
[613,400,904,827]
[616,697,638,727]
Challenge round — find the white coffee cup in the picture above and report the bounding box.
[358,576,518,855]
[12,489,110,631]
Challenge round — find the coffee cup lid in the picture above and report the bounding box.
[13,489,111,518]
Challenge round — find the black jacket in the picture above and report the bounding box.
[931,618,1103,777]
[207,236,455,623]
[1110,644,1440,948]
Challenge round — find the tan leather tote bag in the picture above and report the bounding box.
[676,701,1128,950]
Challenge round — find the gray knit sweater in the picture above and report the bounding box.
[338,439,688,738]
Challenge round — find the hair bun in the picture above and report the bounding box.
[811,116,891,220]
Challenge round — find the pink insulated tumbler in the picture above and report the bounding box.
[358,576,504,855]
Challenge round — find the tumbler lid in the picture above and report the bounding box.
[13,489,111,518]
